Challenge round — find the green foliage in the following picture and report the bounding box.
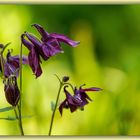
[0,115,33,121]
[51,101,55,112]
[0,106,13,113]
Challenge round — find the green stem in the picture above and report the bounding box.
[64,82,74,91]
[18,42,24,135]
[48,82,63,136]
[13,107,24,135]
[17,105,24,135]
[13,107,19,124]
[0,54,5,80]
[14,107,18,119]
[48,76,74,136]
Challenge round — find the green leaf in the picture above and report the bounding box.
[0,106,14,113]
[0,117,16,121]
[21,115,33,119]
[51,101,55,111]
[0,115,33,121]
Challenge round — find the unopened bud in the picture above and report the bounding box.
[4,76,20,106]
[0,44,4,48]
[62,76,69,82]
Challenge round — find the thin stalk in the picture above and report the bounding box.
[48,76,74,136]
[0,54,5,80]
[14,107,24,135]
[14,107,18,119]
[64,82,74,91]
[17,105,24,135]
[18,42,24,135]
[48,82,63,136]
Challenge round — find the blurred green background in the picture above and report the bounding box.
[0,5,140,135]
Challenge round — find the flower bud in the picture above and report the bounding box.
[4,76,20,106]
[62,76,69,82]
[0,44,4,48]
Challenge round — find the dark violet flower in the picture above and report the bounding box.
[24,32,62,60]
[4,76,20,106]
[21,24,80,78]
[0,50,28,78]
[59,85,102,116]
[21,34,42,78]
[32,24,80,47]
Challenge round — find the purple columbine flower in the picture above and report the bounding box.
[4,76,20,106]
[59,85,102,116]
[32,24,80,47]
[21,34,42,78]
[21,24,80,78]
[0,50,28,78]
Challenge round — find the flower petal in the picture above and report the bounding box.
[28,47,42,78]
[74,87,92,105]
[42,39,63,58]
[68,103,77,113]
[47,37,63,53]
[5,51,28,77]
[32,24,49,41]
[80,91,92,102]
[4,63,14,78]
[64,86,81,108]
[25,32,51,61]
[25,32,42,48]
[21,34,34,50]
[7,54,28,67]
[59,100,67,116]
[50,33,80,47]
[81,87,102,92]
[74,89,91,106]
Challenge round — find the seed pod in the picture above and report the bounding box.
[4,76,20,106]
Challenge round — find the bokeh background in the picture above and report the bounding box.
[0,5,140,135]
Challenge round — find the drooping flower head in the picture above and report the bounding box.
[0,43,28,78]
[0,50,28,78]
[4,76,20,106]
[59,85,102,116]
[4,50,28,78]
[21,34,42,78]
[21,24,80,78]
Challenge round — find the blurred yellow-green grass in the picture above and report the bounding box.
[0,5,140,135]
